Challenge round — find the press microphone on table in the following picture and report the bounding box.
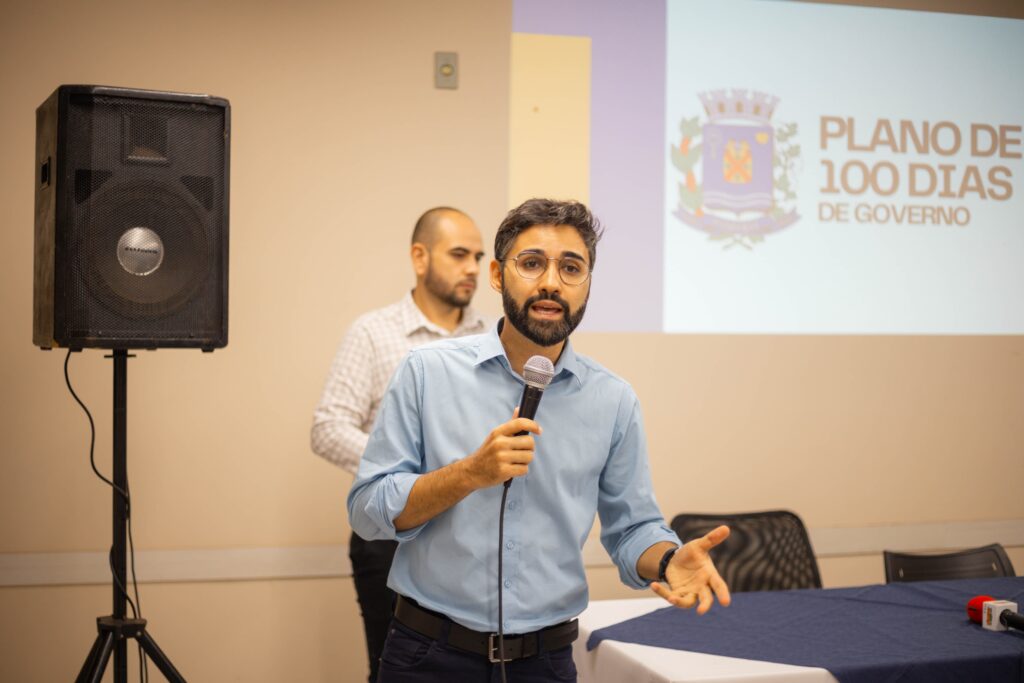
[967,595,1024,632]
[506,355,555,488]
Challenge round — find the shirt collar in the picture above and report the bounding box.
[475,319,583,386]
[400,291,487,338]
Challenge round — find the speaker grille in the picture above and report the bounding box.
[76,181,211,316]
[58,92,227,345]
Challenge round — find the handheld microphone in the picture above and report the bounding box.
[497,354,555,677]
[516,355,555,431]
[967,595,1024,632]
[506,355,554,488]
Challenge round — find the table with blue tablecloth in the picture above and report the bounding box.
[574,577,1024,683]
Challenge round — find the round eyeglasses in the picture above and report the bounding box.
[504,251,591,286]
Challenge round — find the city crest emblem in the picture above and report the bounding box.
[672,90,801,248]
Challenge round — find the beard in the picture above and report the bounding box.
[424,263,473,308]
[502,286,587,347]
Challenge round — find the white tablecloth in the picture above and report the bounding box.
[573,598,838,683]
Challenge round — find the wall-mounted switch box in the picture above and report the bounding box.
[435,52,458,89]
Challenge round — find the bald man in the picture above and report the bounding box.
[312,207,491,682]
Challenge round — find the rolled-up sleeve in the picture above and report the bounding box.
[597,389,679,588]
[346,353,428,542]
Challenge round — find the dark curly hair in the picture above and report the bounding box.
[494,198,602,269]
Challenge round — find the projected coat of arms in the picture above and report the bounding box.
[672,90,801,247]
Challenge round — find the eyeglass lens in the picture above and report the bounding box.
[513,252,589,285]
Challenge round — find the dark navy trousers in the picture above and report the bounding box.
[377,620,577,683]
[349,532,399,683]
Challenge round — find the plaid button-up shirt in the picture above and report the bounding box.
[311,292,490,474]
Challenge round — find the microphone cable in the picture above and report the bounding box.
[497,479,512,683]
[496,355,554,682]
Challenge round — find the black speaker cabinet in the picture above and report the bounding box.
[33,85,230,351]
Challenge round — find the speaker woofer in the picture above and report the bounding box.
[78,181,211,317]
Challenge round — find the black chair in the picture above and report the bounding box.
[883,543,1016,583]
[670,510,822,592]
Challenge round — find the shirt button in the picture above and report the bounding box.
[504,579,512,588]
[506,541,514,550]
[507,501,517,510]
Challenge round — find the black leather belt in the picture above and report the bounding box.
[394,595,579,663]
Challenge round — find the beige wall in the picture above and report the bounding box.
[1,1,1022,682]
[1,1,510,680]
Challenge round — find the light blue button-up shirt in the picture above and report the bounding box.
[347,322,678,633]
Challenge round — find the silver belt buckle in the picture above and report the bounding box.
[488,634,513,663]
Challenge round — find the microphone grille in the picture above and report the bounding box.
[523,355,555,389]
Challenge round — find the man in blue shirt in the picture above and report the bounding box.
[348,198,731,682]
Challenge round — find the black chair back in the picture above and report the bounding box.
[883,543,1016,583]
[670,510,822,592]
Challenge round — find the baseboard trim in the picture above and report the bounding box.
[3,519,1021,587]
[0,546,350,588]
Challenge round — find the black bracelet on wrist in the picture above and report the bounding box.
[657,545,679,584]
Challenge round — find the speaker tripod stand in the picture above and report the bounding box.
[75,350,186,683]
